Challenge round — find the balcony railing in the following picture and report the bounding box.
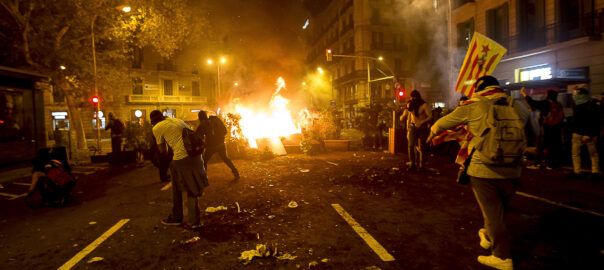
[127,95,207,104]
[509,10,602,54]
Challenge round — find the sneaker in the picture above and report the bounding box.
[161,218,182,226]
[478,228,492,249]
[477,255,513,270]
[526,164,540,170]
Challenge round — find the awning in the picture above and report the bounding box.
[501,78,589,91]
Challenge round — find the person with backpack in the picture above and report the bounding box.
[26,148,76,207]
[429,76,530,270]
[521,89,564,169]
[105,112,125,165]
[195,111,240,181]
[150,110,207,230]
[568,88,601,180]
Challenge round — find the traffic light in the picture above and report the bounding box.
[326,49,332,62]
[395,89,405,104]
[91,96,100,112]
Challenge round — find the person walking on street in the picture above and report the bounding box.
[568,88,601,179]
[105,113,125,165]
[521,88,563,169]
[430,76,530,270]
[400,90,432,171]
[151,110,207,229]
[195,111,240,181]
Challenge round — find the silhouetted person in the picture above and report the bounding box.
[568,88,601,179]
[105,112,125,165]
[195,111,239,180]
[400,90,433,171]
[521,88,563,169]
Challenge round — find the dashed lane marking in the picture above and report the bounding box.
[331,204,395,262]
[0,192,27,200]
[516,191,604,218]
[57,219,130,270]
[161,182,172,191]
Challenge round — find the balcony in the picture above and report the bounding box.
[127,95,207,104]
[509,10,602,54]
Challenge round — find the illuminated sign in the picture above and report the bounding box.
[516,65,552,82]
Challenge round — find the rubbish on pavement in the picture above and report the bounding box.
[89,221,97,225]
[365,266,382,270]
[321,258,329,262]
[276,253,297,260]
[308,248,313,255]
[268,215,276,219]
[238,244,269,264]
[326,161,338,166]
[288,201,298,208]
[235,202,241,213]
[181,236,200,244]
[0,184,4,189]
[72,244,78,247]
[308,261,318,268]
[205,206,228,213]
[300,169,310,173]
[392,167,400,171]
[87,257,104,263]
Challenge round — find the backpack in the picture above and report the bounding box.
[112,119,125,135]
[45,160,75,186]
[545,102,563,126]
[182,127,205,157]
[476,96,527,165]
[209,116,227,139]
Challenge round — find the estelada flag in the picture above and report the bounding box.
[454,32,507,97]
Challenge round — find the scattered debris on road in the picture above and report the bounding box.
[308,261,318,268]
[205,206,228,213]
[288,201,298,208]
[181,236,200,244]
[299,169,310,173]
[238,244,270,264]
[235,202,241,213]
[88,221,97,225]
[87,257,104,263]
[276,252,297,260]
[325,161,338,166]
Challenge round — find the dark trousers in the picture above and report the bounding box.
[170,179,200,225]
[204,143,238,176]
[407,126,428,168]
[470,176,517,259]
[111,136,122,164]
[158,158,171,182]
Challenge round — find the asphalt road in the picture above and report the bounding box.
[1,150,603,269]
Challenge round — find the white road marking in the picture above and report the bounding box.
[516,191,604,217]
[13,182,31,186]
[161,182,172,191]
[331,204,395,262]
[57,219,130,270]
[0,192,25,199]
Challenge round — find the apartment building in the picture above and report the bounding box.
[45,47,214,143]
[305,0,445,123]
[450,0,604,103]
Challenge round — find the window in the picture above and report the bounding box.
[132,77,143,95]
[487,3,509,47]
[395,58,402,73]
[517,0,545,51]
[163,79,173,96]
[132,47,143,69]
[52,87,65,103]
[372,31,384,49]
[557,0,596,42]
[192,81,200,96]
[457,18,474,48]
[453,0,474,9]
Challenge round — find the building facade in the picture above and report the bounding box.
[450,0,604,102]
[44,47,214,150]
[305,0,447,124]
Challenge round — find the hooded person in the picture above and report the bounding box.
[195,110,239,181]
[399,90,433,171]
[568,88,601,179]
[430,75,530,270]
[150,110,208,229]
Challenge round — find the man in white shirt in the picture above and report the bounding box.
[151,110,207,229]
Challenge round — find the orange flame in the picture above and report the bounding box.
[235,77,302,148]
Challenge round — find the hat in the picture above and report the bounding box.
[474,76,499,92]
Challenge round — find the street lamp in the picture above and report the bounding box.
[91,5,131,153]
[207,57,227,100]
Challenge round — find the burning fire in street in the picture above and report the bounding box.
[234,77,303,149]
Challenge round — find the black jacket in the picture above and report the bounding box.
[572,101,601,137]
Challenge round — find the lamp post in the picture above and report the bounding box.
[91,6,130,153]
[207,57,226,101]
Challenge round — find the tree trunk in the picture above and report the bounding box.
[60,85,88,151]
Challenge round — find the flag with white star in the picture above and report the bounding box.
[454,32,507,97]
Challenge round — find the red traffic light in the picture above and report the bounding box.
[326,49,333,62]
[397,90,405,97]
[91,96,99,103]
